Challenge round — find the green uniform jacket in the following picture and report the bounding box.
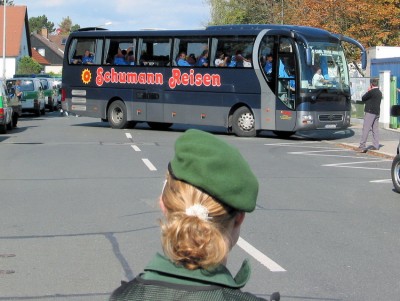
[110,253,267,301]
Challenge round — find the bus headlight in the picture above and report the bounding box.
[301,115,314,124]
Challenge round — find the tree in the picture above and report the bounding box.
[29,15,55,34]
[58,17,80,34]
[206,0,400,48]
[0,1,15,5]
[207,0,282,25]
[17,56,42,74]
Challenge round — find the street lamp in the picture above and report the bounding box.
[2,0,6,79]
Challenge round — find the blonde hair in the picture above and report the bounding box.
[160,172,238,270]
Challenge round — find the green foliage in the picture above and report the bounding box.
[0,1,15,5]
[58,16,79,34]
[29,15,55,34]
[206,0,400,48]
[71,24,81,32]
[17,56,43,75]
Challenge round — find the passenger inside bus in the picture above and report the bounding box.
[82,50,94,64]
[126,50,135,65]
[312,66,331,87]
[177,52,193,66]
[114,48,128,65]
[196,50,209,67]
[278,58,296,108]
[214,51,228,67]
[187,53,196,65]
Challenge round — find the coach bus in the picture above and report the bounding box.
[61,24,366,137]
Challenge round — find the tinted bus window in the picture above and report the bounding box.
[67,38,103,65]
[214,36,254,68]
[259,35,275,90]
[173,37,209,67]
[138,38,171,67]
[104,38,136,65]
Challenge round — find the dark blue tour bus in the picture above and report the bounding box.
[61,24,366,137]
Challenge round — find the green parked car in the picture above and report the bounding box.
[6,78,45,117]
[0,79,21,134]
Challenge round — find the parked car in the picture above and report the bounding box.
[390,104,400,193]
[37,77,56,112]
[0,80,13,134]
[6,78,45,117]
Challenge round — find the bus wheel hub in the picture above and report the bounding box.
[238,113,254,130]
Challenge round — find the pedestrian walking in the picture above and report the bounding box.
[356,78,382,153]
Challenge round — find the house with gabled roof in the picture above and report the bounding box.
[30,27,65,74]
[0,5,31,79]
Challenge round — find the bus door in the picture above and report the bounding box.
[257,32,297,132]
[275,37,297,131]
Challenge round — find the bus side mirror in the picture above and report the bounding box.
[391,105,400,117]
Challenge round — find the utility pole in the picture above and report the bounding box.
[2,0,6,79]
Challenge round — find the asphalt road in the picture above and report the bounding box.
[0,112,399,301]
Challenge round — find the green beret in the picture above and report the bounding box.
[169,129,259,212]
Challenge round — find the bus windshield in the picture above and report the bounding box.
[300,43,349,91]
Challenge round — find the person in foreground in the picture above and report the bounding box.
[110,129,280,301]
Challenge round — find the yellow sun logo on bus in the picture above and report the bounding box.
[81,69,92,84]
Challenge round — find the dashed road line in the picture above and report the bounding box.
[142,158,157,171]
[131,145,141,152]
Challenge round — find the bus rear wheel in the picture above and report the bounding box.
[232,106,256,137]
[108,100,128,129]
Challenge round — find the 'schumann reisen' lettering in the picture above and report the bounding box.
[168,68,221,89]
[96,67,164,87]
[94,67,222,89]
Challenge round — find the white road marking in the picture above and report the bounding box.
[289,149,348,154]
[142,158,157,171]
[131,145,141,152]
[237,237,286,272]
[264,141,320,146]
[370,179,392,183]
[323,160,390,171]
[125,133,132,139]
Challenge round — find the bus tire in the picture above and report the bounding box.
[273,130,296,138]
[108,100,128,129]
[232,106,256,137]
[391,155,400,193]
[147,122,173,130]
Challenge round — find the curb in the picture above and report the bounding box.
[335,142,395,160]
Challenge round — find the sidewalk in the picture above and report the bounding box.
[336,118,399,159]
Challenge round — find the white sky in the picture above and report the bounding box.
[12,0,211,31]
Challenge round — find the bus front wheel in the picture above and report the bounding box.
[391,155,400,193]
[108,100,128,129]
[232,107,256,137]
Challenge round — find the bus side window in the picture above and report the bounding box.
[174,38,209,67]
